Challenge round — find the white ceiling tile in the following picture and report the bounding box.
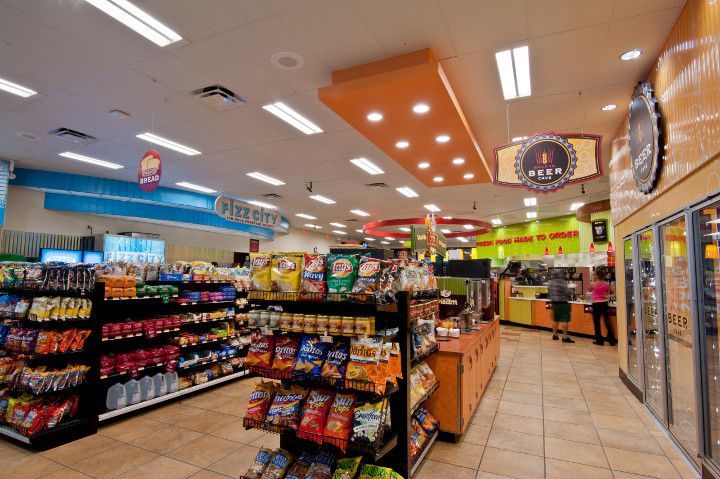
[612,0,686,20]
[131,54,216,94]
[527,0,614,38]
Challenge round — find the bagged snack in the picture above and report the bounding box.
[375,342,392,394]
[389,343,403,382]
[285,452,314,479]
[271,254,302,292]
[357,464,392,479]
[304,450,335,479]
[250,253,272,291]
[265,385,307,429]
[351,257,382,296]
[323,393,356,446]
[321,340,350,382]
[332,457,362,479]
[246,334,276,369]
[326,255,359,297]
[352,399,385,444]
[414,406,439,434]
[390,472,404,479]
[244,448,273,479]
[293,335,331,377]
[297,388,334,443]
[260,449,294,479]
[345,337,383,388]
[300,254,327,294]
[271,335,300,372]
[246,381,276,422]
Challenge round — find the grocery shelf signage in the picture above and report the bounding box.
[102,234,165,263]
[215,196,280,229]
[0,160,8,226]
[137,150,162,192]
[629,81,663,194]
[493,133,602,192]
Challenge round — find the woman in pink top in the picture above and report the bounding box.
[589,268,616,346]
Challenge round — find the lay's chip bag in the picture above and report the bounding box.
[326,254,358,299]
[271,254,302,292]
[300,254,327,295]
[250,253,272,291]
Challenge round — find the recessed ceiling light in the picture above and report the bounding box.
[367,112,383,122]
[396,187,419,198]
[175,181,217,193]
[601,104,617,111]
[457,237,469,243]
[84,0,182,47]
[452,158,465,165]
[396,140,410,149]
[413,103,430,114]
[59,152,123,169]
[620,49,642,61]
[441,229,451,234]
[309,194,336,204]
[463,173,474,179]
[399,227,411,232]
[136,132,200,155]
[247,200,277,210]
[526,211,537,219]
[435,135,450,143]
[0,77,37,98]
[570,202,585,211]
[495,45,531,100]
[418,162,430,169]
[433,176,444,183]
[247,172,285,186]
[511,136,528,142]
[329,222,346,228]
[364,237,376,242]
[351,209,370,217]
[350,157,384,175]
[424,204,441,212]
[381,241,390,245]
[524,197,537,207]
[491,218,502,226]
[263,102,323,135]
[305,223,322,229]
[296,213,317,220]
[355,229,364,233]
[333,230,347,235]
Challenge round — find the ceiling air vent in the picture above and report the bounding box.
[364,182,388,189]
[192,84,247,111]
[262,193,283,198]
[48,128,98,145]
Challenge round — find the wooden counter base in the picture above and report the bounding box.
[425,318,500,437]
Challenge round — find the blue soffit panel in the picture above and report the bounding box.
[44,192,276,239]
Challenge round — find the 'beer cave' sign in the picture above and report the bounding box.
[514,134,577,192]
[629,81,663,194]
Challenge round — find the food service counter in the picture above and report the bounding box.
[425,317,499,439]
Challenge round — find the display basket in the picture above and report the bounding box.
[241,417,292,434]
[249,366,293,380]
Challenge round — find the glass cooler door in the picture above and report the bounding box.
[625,237,641,385]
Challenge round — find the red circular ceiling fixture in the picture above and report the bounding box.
[363,218,492,238]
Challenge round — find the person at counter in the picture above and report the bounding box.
[549,269,575,343]
[589,269,617,346]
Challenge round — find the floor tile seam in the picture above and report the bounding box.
[636,407,701,478]
[197,468,235,479]
[485,440,545,459]
[108,418,245,449]
[421,457,480,472]
[62,447,160,479]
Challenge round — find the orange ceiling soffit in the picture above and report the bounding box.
[318,48,491,187]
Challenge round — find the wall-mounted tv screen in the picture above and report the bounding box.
[40,248,83,263]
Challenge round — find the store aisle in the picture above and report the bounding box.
[0,326,698,479]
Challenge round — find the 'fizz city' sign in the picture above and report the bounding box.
[215,196,279,229]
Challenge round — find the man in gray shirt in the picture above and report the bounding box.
[548,269,575,343]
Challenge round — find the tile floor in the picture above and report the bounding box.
[0,326,700,479]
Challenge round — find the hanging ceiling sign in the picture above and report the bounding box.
[215,196,279,229]
[137,150,162,192]
[629,81,663,194]
[493,133,602,192]
[410,225,447,257]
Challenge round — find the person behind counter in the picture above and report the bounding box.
[549,269,575,343]
[589,269,617,346]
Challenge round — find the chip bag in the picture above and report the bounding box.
[271,335,300,373]
[300,254,327,294]
[320,340,350,383]
[326,255,359,297]
[332,457,362,479]
[357,464,393,479]
[414,406,439,435]
[260,449,294,479]
[305,450,335,479]
[345,337,383,389]
[265,385,307,429]
[246,381,276,423]
[246,334,276,369]
[352,399,385,444]
[389,342,403,383]
[285,452,314,479]
[323,393,356,447]
[351,257,382,296]
[293,335,331,377]
[297,388,335,443]
[250,253,272,291]
[271,254,302,292]
[244,448,273,479]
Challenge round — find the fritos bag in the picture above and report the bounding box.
[246,334,276,369]
[246,381,276,423]
[250,253,272,291]
[300,254,327,295]
[271,335,300,372]
[265,385,307,429]
[351,257,382,296]
[326,255,358,297]
[271,254,302,292]
[297,388,335,443]
[323,393,356,448]
[345,337,382,388]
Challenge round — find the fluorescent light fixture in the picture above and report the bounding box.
[418,162,430,169]
[305,223,322,229]
[381,241,390,245]
[309,195,335,204]
[247,171,285,186]
[333,230,347,235]
[526,211,537,219]
[511,136,528,142]
[463,224,473,230]
[524,197,537,206]
[435,135,450,143]
[175,181,216,193]
[620,49,642,61]
[570,202,585,211]
[351,209,370,217]
[329,222,346,228]
[355,229,364,233]
[413,103,430,114]
[396,187,419,198]
[396,140,409,149]
[84,0,182,47]
[399,227,411,232]
[295,213,317,220]
[491,218,502,226]
[441,229,451,234]
[262,102,323,135]
[367,112,383,122]
[350,157,384,175]
[0,77,37,98]
[442,216,453,220]
[59,151,123,169]
[457,237,469,243]
[464,173,474,179]
[424,204,441,212]
[136,132,200,155]
[433,176,444,183]
[495,45,532,100]
[364,237,376,242]
[247,200,277,210]
[601,104,617,111]
[452,158,465,165]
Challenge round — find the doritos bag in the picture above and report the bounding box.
[250,253,272,291]
[293,335,331,377]
[327,255,359,298]
[271,254,302,292]
[246,334,276,369]
[271,335,300,373]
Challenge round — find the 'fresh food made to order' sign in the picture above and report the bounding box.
[215,196,279,229]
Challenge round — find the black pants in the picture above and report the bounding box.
[592,301,615,344]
